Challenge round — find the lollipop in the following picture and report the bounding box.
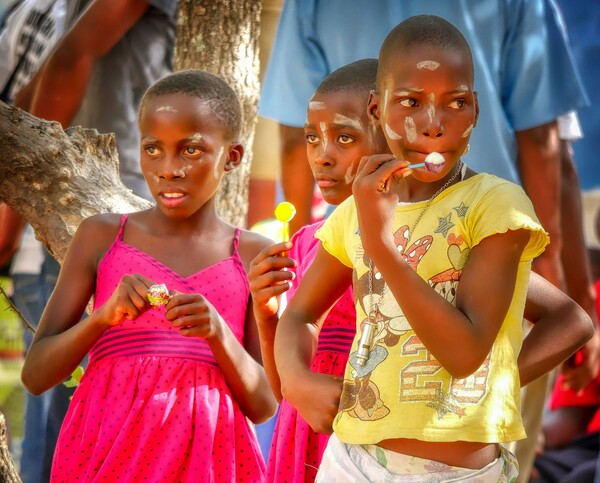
[147,283,171,307]
[274,201,296,242]
[408,151,446,173]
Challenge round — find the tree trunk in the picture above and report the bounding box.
[0,413,20,482]
[175,0,261,227]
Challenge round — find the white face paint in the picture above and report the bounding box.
[214,146,224,178]
[155,105,178,113]
[173,165,193,178]
[427,93,436,124]
[384,123,402,140]
[152,174,160,183]
[461,124,473,138]
[333,113,362,131]
[416,60,440,71]
[404,116,417,143]
[320,122,328,151]
[309,101,327,110]
[188,133,203,142]
[456,85,469,93]
[395,88,424,96]
[343,164,357,184]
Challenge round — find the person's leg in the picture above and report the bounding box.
[12,271,51,483]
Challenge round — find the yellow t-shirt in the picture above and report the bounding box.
[316,173,549,445]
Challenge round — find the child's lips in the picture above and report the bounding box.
[160,191,186,207]
[315,176,337,188]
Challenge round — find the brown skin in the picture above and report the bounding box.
[21,93,277,424]
[274,45,583,470]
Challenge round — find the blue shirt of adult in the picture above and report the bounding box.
[259,0,588,185]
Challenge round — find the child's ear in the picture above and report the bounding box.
[368,90,382,126]
[225,142,244,171]
[473,91,480,128]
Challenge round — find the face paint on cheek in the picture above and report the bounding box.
[214,147,224,179]
[404,117,417,143]
[384,123,402,140]
[343,164,357,185]
[320,122,328,151]
[333,114,363,131]
[461,124,473,138]
[427,93,436,124]
[152,174,160,183]
[416,60,440,71]
[173,165,193,178]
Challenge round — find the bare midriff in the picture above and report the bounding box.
[378,438,499,469]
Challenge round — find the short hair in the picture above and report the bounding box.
[315,58,378,97]
[139,69,242,140]
[377,15,474,90]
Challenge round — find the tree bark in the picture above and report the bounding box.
[0,103,151,263]
[0,413,20,482]
[175,0,261,227]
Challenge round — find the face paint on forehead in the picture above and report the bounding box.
[384,123,402,140]
[333,113,363,131]
[404,116,417,143]
[461,124,473,138]
[188,133,203,142]
[309,101,327,110]
[456,85,469,93]
[155,105,179,113]
[416,60,440,71]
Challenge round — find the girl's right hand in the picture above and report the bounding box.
[97,274,155,327]
[282,370,343,434]
[248,241,296,322]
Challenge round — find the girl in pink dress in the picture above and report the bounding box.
[249,59,389,482]
[21,70,277,482]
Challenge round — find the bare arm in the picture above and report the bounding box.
[0,204,25,268]
[248,241,296,401]
[280,125,314,234]
[25,0,150,127]
[519,271,594,387]
[21,215,148,394]
[275,246,352,433]
[516,121,564,287]
[354,155,529,378]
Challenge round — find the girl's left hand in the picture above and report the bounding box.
[166,291,223,339]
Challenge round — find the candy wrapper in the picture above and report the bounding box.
[147,283,171,307]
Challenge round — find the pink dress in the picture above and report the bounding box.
[51,215,265,482]
[266,222,356,483]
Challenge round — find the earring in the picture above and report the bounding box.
[462,144,470,156]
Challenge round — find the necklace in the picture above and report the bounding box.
[355,161,464,366]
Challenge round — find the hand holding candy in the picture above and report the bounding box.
[274,201,296,243]
[147,283,171,307]
[408,151,446,173]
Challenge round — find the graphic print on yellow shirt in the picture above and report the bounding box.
[316,173,549,445]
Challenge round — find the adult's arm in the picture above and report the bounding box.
[24,0,150,127]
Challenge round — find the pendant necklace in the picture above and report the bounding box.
[355,161,464,366]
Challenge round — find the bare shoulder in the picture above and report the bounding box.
[70,213,125,267]
[237,229,276,271]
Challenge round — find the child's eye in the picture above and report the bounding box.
[305,133,319,145]
[338,134,354,145]
[399,98,418,108]
[448,99,466,109]
[184,146,201,155]
[144,145,160,156]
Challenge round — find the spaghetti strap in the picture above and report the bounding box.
[232,227,241,252]
[117,214,128,241]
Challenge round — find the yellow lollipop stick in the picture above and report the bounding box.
[274,201,296,242]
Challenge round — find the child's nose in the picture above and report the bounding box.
[159,155,185,179]
[314,142,336,166]
[421,109,445,138]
